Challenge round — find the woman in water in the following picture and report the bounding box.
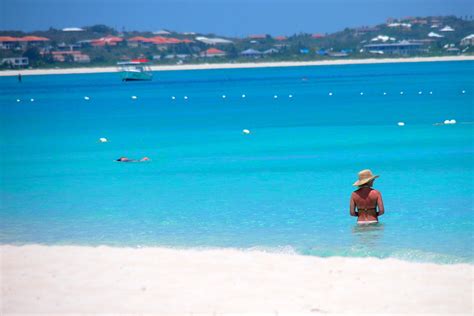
[350,169,385,224]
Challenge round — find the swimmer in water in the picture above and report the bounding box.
[116,157,151,162]
[349,169,385,224]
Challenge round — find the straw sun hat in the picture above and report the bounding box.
[353,169,379,186]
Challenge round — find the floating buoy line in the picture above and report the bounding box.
[12,89,468,141]
[14,89,468,107]
[15,90,467,102]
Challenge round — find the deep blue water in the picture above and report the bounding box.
[1,61,473,263]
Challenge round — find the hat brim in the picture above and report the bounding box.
[353,175,379,186]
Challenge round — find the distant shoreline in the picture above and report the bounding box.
[0,56,473,77]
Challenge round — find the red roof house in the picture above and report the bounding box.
[19,36,50,42]
[128,36,150,42]
[201,48,226,57]
[0,36,50,49]
[91,36,123,46]
[0,36,20,49]
[50,51,90,63]
[148,36,176,44]
[127,36,192,46]
[0,36,21,42]
[0,36,50,42]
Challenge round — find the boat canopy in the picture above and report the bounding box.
[117,58,150,65]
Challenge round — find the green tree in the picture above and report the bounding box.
[87,25,116,34]
[227,45,238,59]
[64,54,74,63]
[22,47,41,65]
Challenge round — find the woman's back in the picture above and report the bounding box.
[350,169,385,223]
[350,186,385,223]
[353,187,379,209]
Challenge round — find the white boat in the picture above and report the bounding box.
[117,59,152,81]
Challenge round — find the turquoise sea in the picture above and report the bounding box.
[1,61,473,263]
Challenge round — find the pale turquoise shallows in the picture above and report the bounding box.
[1,61,473,263]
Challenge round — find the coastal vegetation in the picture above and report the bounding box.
[0,15,473,69]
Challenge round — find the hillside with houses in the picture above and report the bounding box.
[1,16,473,69]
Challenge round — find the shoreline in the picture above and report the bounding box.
[2,245,473,315]
[0,55,473,77]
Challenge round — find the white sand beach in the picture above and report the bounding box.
[1,245,472,315]
[1,56,473,77]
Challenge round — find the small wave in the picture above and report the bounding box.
[137,244,472,264]
[302,245,472,264]
[3,239,471,264]
[163,244,301,256]
[389,249,471,264]
[245,245,300,255]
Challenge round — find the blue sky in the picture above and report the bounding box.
[1,0,473,36]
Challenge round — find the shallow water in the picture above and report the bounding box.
[1,61,473,263]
